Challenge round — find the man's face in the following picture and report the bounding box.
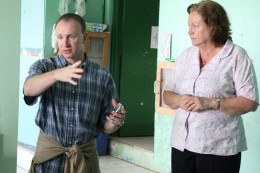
[55,19,85,63]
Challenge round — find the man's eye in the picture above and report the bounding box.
[69,35,77,40]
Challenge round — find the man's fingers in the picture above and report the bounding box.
[73,68,84,74]
[71,73,83,79]
[67,73,83,85]
[68,79,78,85]
[112,99,117,109]
[70,60,82,68]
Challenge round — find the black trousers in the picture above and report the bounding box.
[171,148,241,173]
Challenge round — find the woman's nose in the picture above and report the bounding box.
[188,27,192,35]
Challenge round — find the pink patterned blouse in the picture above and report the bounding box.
[165,40,259,156]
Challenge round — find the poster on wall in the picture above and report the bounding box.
[21,47,43,57]
[162,33,171,59]
[150,26,158,49]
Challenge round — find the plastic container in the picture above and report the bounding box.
[85,22,107,32]
[96,133,109,156]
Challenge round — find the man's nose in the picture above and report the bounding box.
[63,38,70,47]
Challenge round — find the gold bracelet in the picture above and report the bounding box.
[216,98,221,110]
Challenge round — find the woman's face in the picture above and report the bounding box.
[188,11,213,47]
[55,19,85,63]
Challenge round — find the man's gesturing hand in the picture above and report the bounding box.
[54,61,84,85]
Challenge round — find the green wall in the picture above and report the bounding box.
[155,0,260,172]
[0,0,21,172]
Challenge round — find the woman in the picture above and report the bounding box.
[163,1,259,173]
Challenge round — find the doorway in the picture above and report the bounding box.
[110,0,159,136]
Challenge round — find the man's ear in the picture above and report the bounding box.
[83,32,87,43]
[83,32,87,53]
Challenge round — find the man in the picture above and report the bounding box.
[24,13,126,173]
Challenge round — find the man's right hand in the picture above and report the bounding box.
[24,61,84,97]
[54,60,84,85]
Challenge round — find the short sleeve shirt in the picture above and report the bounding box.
[24,56,118,147]
[165,40,259,155]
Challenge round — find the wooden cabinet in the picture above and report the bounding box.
[84,31,110,68]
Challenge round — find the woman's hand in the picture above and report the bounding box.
[180,95,213,112]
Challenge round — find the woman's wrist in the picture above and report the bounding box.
[215,98,221,110]
[209,98,221,110]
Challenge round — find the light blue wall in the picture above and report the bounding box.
[18,0,45,147]
[156,0,260,172]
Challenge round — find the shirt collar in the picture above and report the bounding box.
[218,39,234,60]
[57,53,90,69]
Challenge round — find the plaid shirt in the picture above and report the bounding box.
[24,55,118,172]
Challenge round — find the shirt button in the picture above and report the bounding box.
[72,91,75,93]
[71,108,74,111]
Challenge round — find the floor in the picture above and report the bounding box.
[17,155,156,173]
[110,136,154,152]
[16,138,157,173]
